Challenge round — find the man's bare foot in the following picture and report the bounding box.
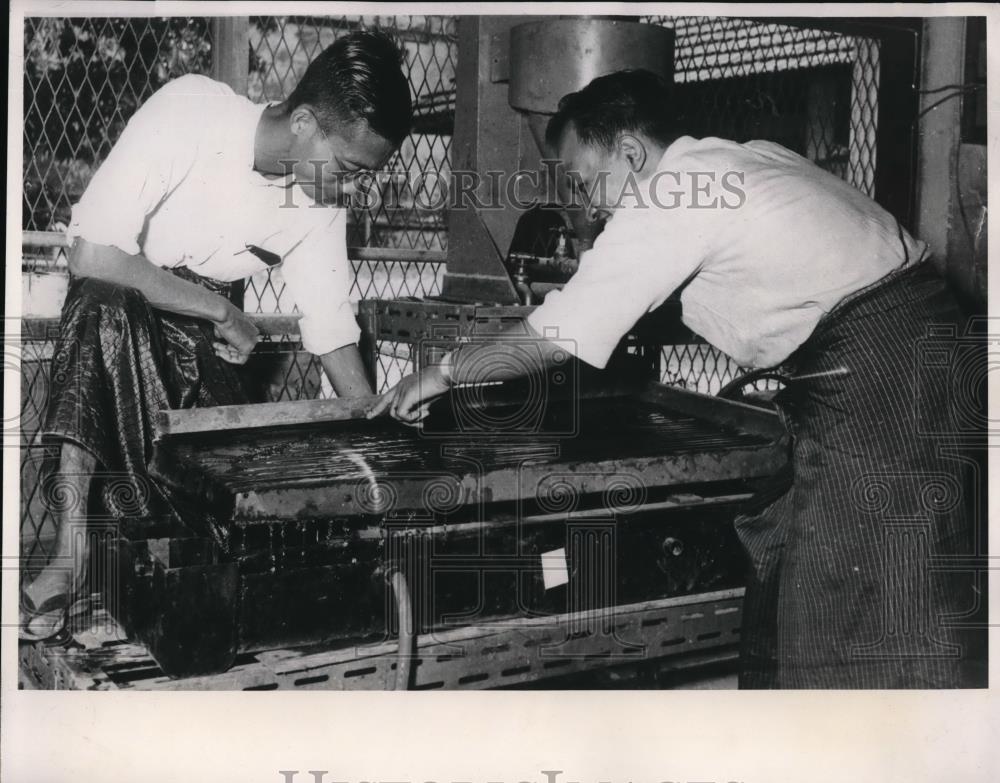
[20,566,75,641]
[23,565,73,605]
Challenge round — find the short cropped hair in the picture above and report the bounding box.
[288,29,412,146]
[545,69,676,152]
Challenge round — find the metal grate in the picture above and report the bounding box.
[16,318,61,569]
[246,15,455,312]
[641,16,880,193]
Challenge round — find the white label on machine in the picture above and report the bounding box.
[541,547,569,589]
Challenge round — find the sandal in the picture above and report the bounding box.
[19,589,72,644]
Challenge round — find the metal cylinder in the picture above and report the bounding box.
[508,18,675,115]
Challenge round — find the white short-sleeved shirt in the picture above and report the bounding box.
[528,136,928,370]
[67,74,359,356]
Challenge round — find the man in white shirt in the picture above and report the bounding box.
[370,70,974,688]
[21,31,411,641]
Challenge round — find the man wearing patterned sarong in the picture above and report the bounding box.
[21,31,412,642]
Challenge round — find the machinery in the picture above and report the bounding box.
[22,18,792,689]
[442,17,674,302]
[106,369,787,682]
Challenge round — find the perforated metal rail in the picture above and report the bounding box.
[19,589,743,690]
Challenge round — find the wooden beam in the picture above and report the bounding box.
[20,314,301,339]
[247,313,301,335]
[22,230,67,247]
[637,381,784,440]
[20,231,446,264]
[873,26,920,231]
[155,396,380,438]
[915,18,967,276]
[349,248,446,263]
[210,17,250,93]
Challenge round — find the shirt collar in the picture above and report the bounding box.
[247,101,295,188]
[656,135,698,171]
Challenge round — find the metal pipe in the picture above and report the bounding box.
[388,569,415,690]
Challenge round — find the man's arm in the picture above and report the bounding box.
[319,343,374,398]
[69,238,260,363]
[370,189,708,424]
[367,323,562,423]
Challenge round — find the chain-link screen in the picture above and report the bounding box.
[23,17,214,233]
[640,16,881,392]
[643,16,879,191]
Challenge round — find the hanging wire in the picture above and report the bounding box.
[912,85,984,124]
[918,83,984,95]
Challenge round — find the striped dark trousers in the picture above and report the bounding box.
[734,262,979,688]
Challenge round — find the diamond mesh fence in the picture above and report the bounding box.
[244,15,455,393]
[23,17,214,234]
[642,16,880,192]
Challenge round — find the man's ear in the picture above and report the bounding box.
[618,134,648,173]
[289,105,319,138]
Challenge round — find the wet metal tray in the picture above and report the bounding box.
[151,381,789,522]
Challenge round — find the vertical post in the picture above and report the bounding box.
[872,28,920,232]
[210,17,250,93]
[357,300,380,392]
[211,17,251,307]
[440,16,536,304]
[914,18,967,276]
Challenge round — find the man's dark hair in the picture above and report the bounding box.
[545,69,677,151]
[288,29,412,146]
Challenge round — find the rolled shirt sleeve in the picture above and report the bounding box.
[527,192,710,369]
[279,206,361,356]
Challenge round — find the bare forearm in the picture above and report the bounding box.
[320,343,374,398]
[366,322,564,422]
[69,238,233,323]
[448,325,562,385]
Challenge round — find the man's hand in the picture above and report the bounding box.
[367,365,451,425]
[212,302,260,364]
